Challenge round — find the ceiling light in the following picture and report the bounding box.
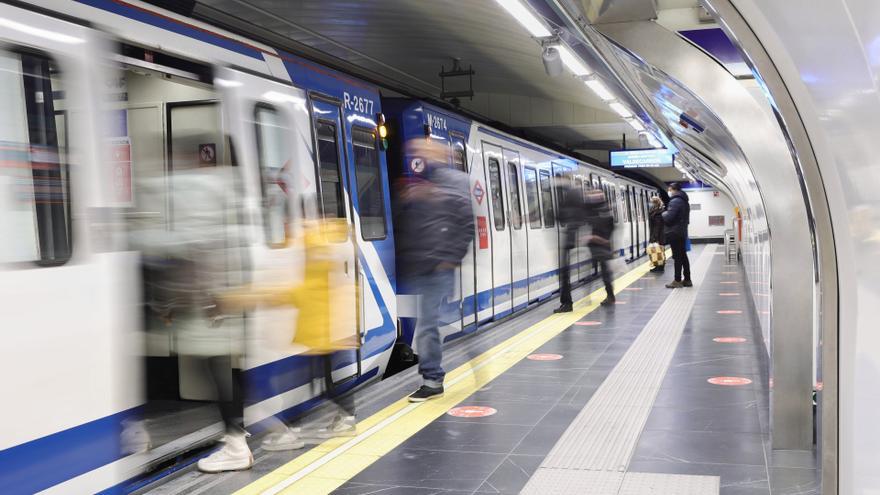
[627,119,645,132]
[584,78,614,101]
[608,101,632,118]
[556,44,590,76]
[494,0,552,37]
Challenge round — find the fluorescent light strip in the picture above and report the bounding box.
[556,44,590,76]
[627,119,645,132]
[584,78,614,101]
[609,101,632,118]
[494,0,552,38]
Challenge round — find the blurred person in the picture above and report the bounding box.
[648,196,666,273]
[585,188,616,306]
[130,146,252,473]
[554,178,587,313]
[397,142,474,403]
[217,218,359,449]
[662,182,692,288]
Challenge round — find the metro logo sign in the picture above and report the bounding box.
[472,180,485,205]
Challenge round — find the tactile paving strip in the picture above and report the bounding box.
[522,245,719,494]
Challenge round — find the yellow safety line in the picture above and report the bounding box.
[235,257,656,495]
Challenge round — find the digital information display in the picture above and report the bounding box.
[610,148,675,169]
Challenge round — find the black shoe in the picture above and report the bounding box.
[553,304,573,313]
[666,281,683,289]
[682,280,693,287]
[600,297,616,306]
[408,385,444,403]
[650,266,665,273]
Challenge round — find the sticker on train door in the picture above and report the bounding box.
[472,180,485,205]
[477,216,489,249]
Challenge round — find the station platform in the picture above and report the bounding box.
[143,245,818,495]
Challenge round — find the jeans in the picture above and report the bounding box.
[560,248,573,306]
[669,235,691,282]
[598,259,613,298]
[202,355,244,434]
[414,268,455,388]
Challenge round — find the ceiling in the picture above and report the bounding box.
[193,0,712,179]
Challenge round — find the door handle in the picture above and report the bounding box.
[344,261,349,274]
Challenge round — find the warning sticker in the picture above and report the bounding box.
[477,216,489,250]
[472,180,485,205]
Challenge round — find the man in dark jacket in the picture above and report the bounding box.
[662,182,692,288]
[397,164,474,402]
[554,178,587,313]
[585,189,615,305]
[648,196,665,273]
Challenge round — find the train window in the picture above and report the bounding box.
[451,134,467,172]
[254,104,291,248]
[506,162,523,230]
[316,121,346,220]
[575,178,584,201]
[524,167,541,228]
[352,126,386,240]
[611,187,619,223]
[624,187,632,223]
[0,51,70,265]
[539,170,555,228]
[487,157,505,231]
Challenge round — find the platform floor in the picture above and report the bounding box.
[143,245,819,495]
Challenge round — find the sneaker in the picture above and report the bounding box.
[600,297,616,306]
[682,280,693,287]
[408,385,444,402]
[553,304,573,313]
[301,415,356,439]
[666,281,684,289]
[197,433,253,473]
[261,427,305,451]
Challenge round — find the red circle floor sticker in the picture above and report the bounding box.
[527,353,563,361]
[708,376,752,386]
[714,337,747,343]
[574,321,602,326]
[448,406,497,418]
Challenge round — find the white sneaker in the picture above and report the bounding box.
[302,415,357,439]
[261,427,305,451]
[197,433,254,473]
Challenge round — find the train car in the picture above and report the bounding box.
[382,99,656,352]
[0,2,657,493]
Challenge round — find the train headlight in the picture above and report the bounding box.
[376,113,389,150]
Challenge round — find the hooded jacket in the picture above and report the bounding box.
[661,190,690,239]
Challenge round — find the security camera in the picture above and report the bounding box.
[542,46,563,77]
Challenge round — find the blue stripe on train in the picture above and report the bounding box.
[74,0,264,59]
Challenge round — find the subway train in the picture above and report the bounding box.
[0,1,656,493]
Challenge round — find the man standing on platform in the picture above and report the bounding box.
[554,178,587,313]
[662,182,692,288]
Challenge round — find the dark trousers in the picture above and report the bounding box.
[315,355,356,416]
[598,259,613,298]
[560,251,573,306]
[669,235,691,282]
[204,355,244,434]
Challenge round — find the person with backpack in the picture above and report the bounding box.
[648,196,666,273]
[554,178,587,313]
[662,182,692,288]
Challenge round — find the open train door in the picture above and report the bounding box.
[214,67,360,422]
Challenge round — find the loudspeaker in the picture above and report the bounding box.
[542,46,563,77]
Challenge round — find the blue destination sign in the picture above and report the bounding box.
[610,148,675,168]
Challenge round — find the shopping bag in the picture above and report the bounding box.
[647,242,666,266]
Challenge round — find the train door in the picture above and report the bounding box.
[0,9,140,490]
[503,149,528,311]
[307,96,362,387]
[451,133,476,331]
[482,143,512,318]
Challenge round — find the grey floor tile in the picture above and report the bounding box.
[632,429,767,466]
[768,449,817,469]
[770,467,820,495]
[434,399,556,427]
[398,420,531,454]
[643,405,762,434]
[347,448,506,491]
[467,380,574,403]
[479,454,544,494]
